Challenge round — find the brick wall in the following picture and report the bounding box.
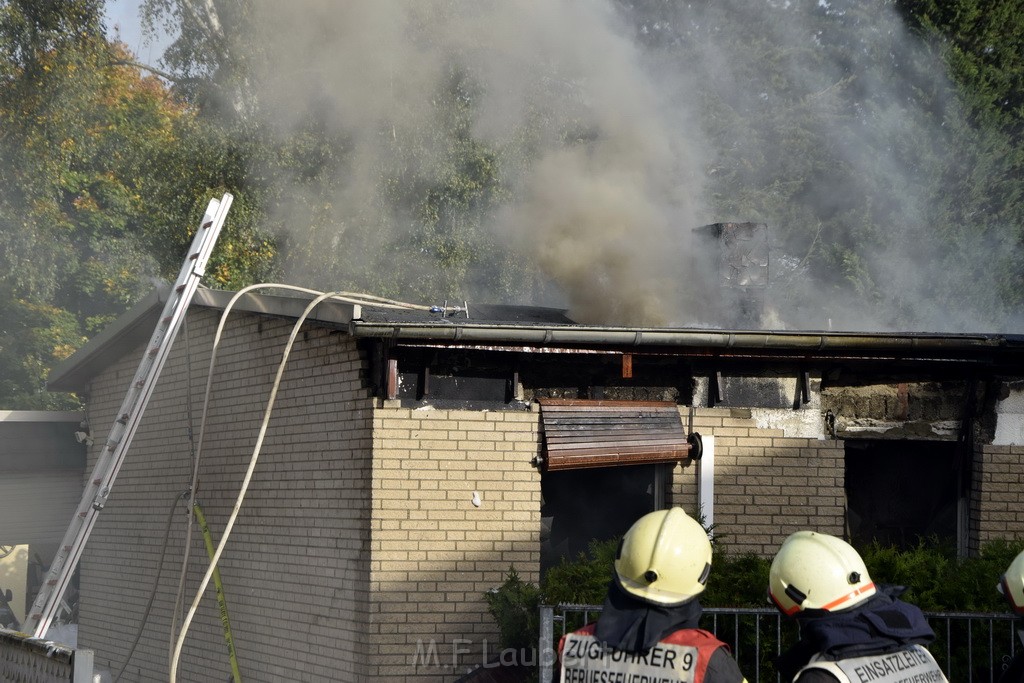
[77,309,1024,680]
[970,444,1024,554]
[368,405,541,681]
[671,407,845,556]
[78,308,374,681]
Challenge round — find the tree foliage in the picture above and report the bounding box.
[0,0,275,408]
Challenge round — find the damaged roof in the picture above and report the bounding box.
[46,284,1024,393]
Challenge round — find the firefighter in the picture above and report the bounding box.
[768,531,948,683]
[558,507,747,683]
[997,548,1024,682]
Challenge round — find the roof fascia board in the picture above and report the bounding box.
[191,288,360,327]
[46,286,168,392]
[47,286,362,392]
[0,411,85,423]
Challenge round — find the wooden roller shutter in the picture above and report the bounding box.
[538,399,692,471]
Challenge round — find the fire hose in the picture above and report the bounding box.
[192,501,242,683]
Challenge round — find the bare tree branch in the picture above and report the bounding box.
[110,57,189,83]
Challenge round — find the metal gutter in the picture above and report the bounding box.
[348,320,1022,357]
[46,283,1024,394]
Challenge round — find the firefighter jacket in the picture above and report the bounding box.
[775,585,947,683]
[557,581,746,683]
[559,623,745,683]
[998,624,1024,683]
[795,644,947,683]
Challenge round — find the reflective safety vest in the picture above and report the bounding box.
[559,623,729,683]
[797,644,949,683]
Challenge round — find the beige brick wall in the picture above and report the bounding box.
[670,408,845,556]
[970,444,1024,553]
[368,406,541,681]
[77,310,1024,681]
[78,308,374,682]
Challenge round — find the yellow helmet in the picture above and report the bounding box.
[997,549,1024,615]
[769,531,876,616]
[614,507,712,606]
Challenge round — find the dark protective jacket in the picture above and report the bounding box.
[558,580,746,682]
[775,585,947,683]
[998,623,1024,683]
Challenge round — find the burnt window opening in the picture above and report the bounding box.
[845,440,960,550]
[540,464,665,576]
[369,344,696,408]
[524,354,692,404]
[375,346,527,409]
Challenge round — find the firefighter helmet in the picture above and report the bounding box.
[614,507,712,606]
[769,531,877,616]
[997,549,1024,615]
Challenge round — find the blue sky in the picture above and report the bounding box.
[103,0,172,63]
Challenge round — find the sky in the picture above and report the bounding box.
[103,0,171,64]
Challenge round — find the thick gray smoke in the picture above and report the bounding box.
[251,1,706,326]
[242,0,1017,333]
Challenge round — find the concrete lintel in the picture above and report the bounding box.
[834,417,960,441]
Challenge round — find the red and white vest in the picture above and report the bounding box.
[559,623,730,683]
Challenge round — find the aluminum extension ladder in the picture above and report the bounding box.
[23,194,233,638]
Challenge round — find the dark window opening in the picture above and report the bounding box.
[845,440,959,550]
[540,464,659,576]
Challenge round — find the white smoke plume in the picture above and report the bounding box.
[239,0,1019,332]
[248,0,705,326]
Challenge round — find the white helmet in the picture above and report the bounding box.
[997,549,1024,614]
[769,531,876,615]
[614,507,712,606]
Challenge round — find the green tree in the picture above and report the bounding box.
[0,0,277,407]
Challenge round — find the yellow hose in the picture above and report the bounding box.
[192,502,243,683]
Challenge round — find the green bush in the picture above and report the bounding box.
[702,551,773,607]
[484,538,1024,677]
[540,537,619,606]
[485,567,542,652]
[861,537,1024,612]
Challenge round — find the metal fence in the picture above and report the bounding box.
[540,604,1020,683]
[0,628,93,683]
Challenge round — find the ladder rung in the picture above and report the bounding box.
[189,252,200,261]
[148,346,160,356]
[47,579,57,586]
[202,220,213,229]
[92,478,101,485]
[176,284,186,293]
[162,315,173,324]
